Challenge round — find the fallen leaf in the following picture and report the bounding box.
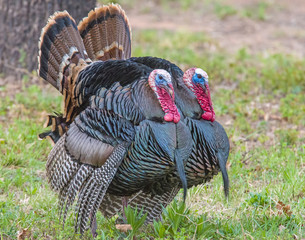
[255,165,262,171]
[283,204,292,216]
[276,201,292,216]
[115,224,132,232]
[269,114,282,121]
[17,228,31,240]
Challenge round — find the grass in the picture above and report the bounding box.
[242,1,269,21]
[99,0,271,21]
[1,6,305,240]
[213,3,238,19]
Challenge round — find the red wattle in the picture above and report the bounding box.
[164,113,174,122]
[157,86,180,124]
[194,84,215,122]
[173,113,180,123]
[202,112,215,122]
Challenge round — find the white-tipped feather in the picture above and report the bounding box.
[78,4,132,61]
[57,46,79,91]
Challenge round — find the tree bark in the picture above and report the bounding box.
[0,0,96,79]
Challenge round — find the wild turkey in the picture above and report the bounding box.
[99,58,230,223]
[38,5,193,235]
[128,60,229,189]
[76,6,230,221]
[74,4,230,224]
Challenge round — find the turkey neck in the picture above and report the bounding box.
[131,79,178,122]
[174,81,202,119]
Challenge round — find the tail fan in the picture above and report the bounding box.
[38,11,92,137]
[78,4,132,61]
[38,11,91,93]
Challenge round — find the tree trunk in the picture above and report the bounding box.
[0,0,96,79]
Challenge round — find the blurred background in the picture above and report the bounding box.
[0,0,305,239]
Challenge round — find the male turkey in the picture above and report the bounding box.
[76,6,230,222]
[100,59,230,223]
[38,6,192,235]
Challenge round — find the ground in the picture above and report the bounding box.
[126,0,305,57]
[0,0,305,239]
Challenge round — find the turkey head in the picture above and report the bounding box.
[148,69,180,123]
[183,68,215,122]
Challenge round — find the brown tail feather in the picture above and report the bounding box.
[78,4,132,61]
[38,11,93,139]
[38,11,91,93]
[39,114,69,143]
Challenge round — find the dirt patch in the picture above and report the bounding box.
[126,0,305,57]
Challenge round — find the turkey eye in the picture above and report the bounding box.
[197,74,202,79]
[159,75,163,80]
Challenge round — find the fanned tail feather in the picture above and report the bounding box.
[38,11,90,93]
[78,4,132,61]
[38,11,93,141]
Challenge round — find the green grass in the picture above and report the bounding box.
[98,0,200,11]
[100,0,271,21]
[213,3,238,19]
[1,15,305,240]
[242,1,269,21]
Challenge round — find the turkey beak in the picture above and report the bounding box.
[167,86,174,98]
[198,79,208,92]
[160,83,174,99]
